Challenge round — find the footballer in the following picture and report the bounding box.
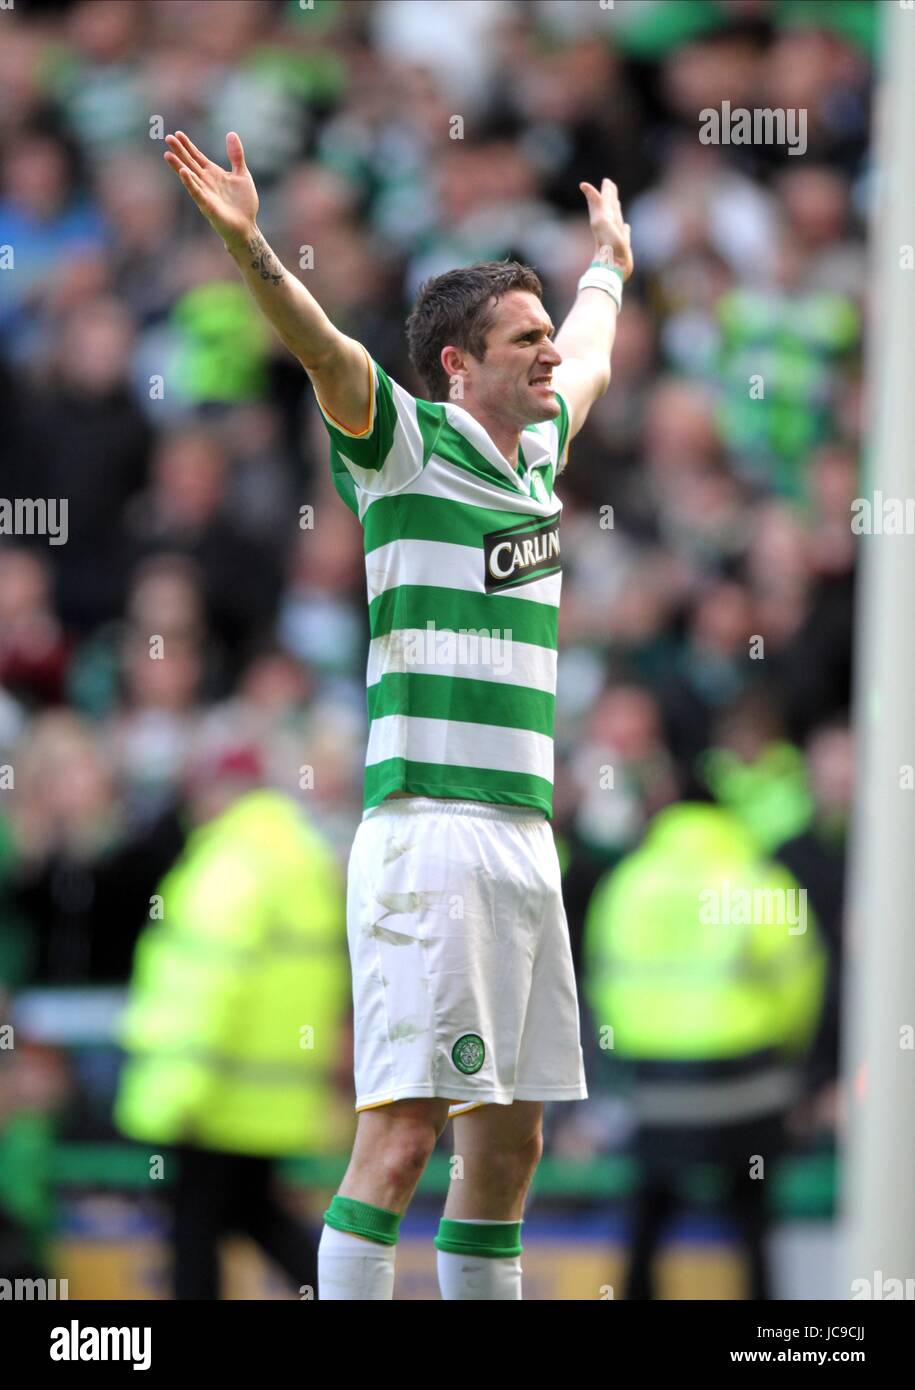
[165,128,632,1300]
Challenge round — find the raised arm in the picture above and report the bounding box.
[553,177,634,443]
[163,130,371,432]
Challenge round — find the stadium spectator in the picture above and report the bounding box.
[113,762,348,1300]
[583,798,827,1299]
[5,710,184,984]
[775,720,853,1124]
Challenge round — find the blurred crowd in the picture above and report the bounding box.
[0,0,872,1268]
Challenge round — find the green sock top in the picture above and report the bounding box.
[435,1218,523,1259]
[324,1194,402,1246]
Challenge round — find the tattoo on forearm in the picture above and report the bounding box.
[248,233,284,287]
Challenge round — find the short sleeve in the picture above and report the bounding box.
[316,348,425,515]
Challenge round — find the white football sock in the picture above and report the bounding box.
[318,1224,396,1300]
[436,1220,522,1300]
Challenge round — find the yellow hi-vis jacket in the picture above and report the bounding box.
[114,791,348,1155]
[583,803,826,1062]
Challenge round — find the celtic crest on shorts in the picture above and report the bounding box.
[452,1033,485,1074]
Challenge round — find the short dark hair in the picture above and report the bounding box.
[405,260,543,400]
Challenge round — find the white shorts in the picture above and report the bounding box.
[346,798,588,1114]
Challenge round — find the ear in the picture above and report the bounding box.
[440,344,468,384]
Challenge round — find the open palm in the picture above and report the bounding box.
[164,130,258,247]
[579,178,634,282]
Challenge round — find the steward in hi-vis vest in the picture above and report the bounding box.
[114,789,348,1155]
[583,800,827,1300]
[583,801,826,1143]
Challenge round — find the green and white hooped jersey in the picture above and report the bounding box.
[318,349,570,818]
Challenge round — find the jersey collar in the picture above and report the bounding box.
[445,403,552,492]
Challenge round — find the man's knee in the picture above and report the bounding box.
[358,1114,441,1197]
[380,1124,436,1185]
[472,1125,543,1190]
[507,1126,544,1180]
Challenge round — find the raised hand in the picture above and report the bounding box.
[579,178,634,282]
[164,130,259,250]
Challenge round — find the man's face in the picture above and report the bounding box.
[448,290,562,428]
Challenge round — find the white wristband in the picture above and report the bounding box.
[577,263,623,311]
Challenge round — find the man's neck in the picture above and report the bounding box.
[462,402,522,468]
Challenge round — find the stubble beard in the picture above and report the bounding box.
[522,385,561,426]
